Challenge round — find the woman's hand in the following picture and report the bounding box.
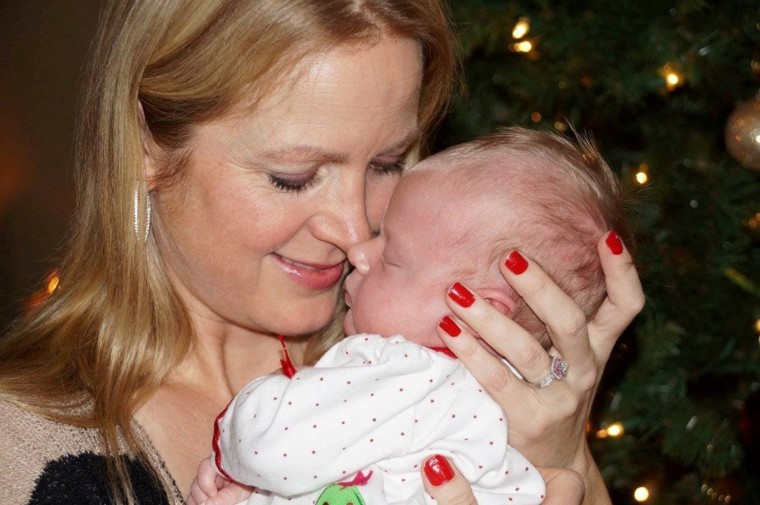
[422,455,585,505]
[436,232,644,499]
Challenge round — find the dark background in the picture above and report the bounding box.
[1,2,759,504]
[0,1,99,326]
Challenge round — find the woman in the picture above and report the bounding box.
[0,1,644,504]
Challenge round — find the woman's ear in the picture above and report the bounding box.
[137,100,159,188]
[473,287,518,317]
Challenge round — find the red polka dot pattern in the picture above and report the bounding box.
[211,334,545,504]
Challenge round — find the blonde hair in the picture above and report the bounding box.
[410,127,630,348]
[0,0,456,502]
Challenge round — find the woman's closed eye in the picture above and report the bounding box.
[369,157,406,176]
[267,155,405,193]
[267,172,320,193]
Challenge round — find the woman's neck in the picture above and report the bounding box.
[171,321,308,398]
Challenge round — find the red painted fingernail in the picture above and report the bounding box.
[423,454,455,486]
[504,250,528,275]
[448,282,474,307]
[438,316,461,337]
[605,230,624,255]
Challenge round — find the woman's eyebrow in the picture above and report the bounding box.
[258,128,420,162]
[386,129,421,154]
[259,145,349,163]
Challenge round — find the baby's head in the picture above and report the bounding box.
[344,126,628,349]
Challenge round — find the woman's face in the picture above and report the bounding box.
[151,37,422,337]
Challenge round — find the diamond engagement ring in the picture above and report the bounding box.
[535,355,569,388]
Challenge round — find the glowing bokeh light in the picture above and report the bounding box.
[513,40,533,53]
[512,18,530,39]
[634,487,650,502]
[606,422,624,437]
[46,271,60,295]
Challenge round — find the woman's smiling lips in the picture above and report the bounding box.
[273,254,346,290]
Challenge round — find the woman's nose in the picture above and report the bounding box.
[313,179,372,252]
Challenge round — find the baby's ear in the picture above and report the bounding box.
[474,287,518,317]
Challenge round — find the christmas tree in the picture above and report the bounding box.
[435,1,760,504]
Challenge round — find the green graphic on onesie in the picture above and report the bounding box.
[315,483,367,505]
[315,470,372,505]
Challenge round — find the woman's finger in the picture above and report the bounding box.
[421,454,478,505]
[437,314,525,390]
[537,467,585,505]
[587,231,645,361]
[437,311,569,408]
[443,282,552,385]
[499,250,594,374]
[437,309,582,465]
[440,285,578,414]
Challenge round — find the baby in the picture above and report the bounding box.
[201,127,627,505]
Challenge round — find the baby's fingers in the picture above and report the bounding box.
[196,457,221,496]
[187,480,209,505]
[204,483,254,505]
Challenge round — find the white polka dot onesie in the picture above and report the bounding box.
[212,334,546,505]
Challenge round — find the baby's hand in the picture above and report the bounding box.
[187,457,253,505]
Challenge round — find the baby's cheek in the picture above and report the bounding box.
[407,329,446,349]
[343,309,357,336]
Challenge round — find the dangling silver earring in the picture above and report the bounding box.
[133,187,151,242]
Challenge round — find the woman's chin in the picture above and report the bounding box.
[264,312,334,338]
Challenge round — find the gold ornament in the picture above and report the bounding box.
[725,94,760,171]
